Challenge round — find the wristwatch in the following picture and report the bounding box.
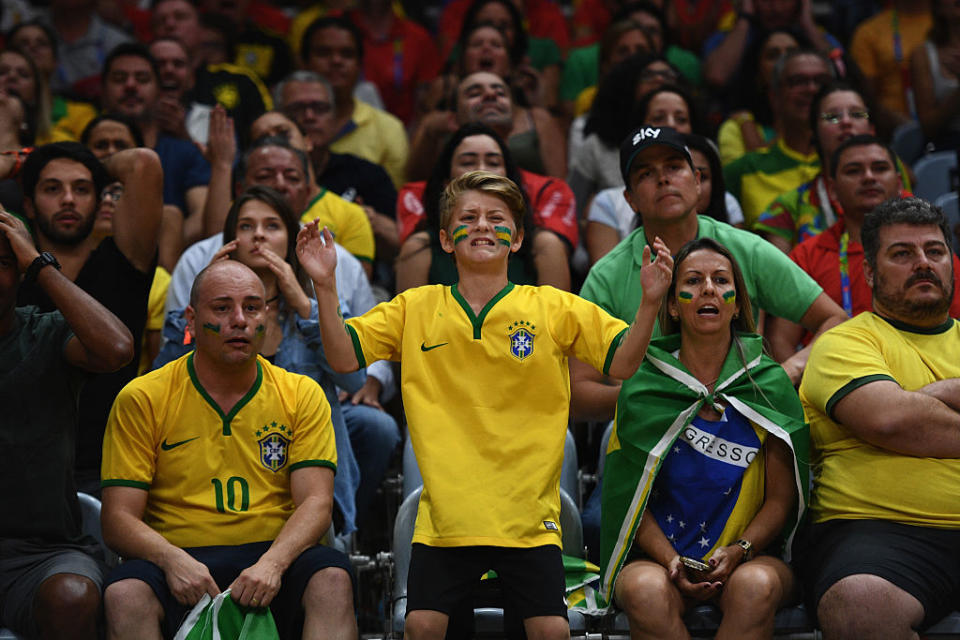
[24,251,61,284]
[735,538,753,561]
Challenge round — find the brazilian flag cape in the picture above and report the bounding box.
[598,333,808,607]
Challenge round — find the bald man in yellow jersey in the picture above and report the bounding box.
[297,171,674,640]
[100,260,357,640]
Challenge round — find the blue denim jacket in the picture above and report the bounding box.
[154,298,366,535]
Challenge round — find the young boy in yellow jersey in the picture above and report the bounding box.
[297,171,674,640]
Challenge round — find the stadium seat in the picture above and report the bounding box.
[390,487,587,638]
[914,151,958,203]
[891,120,927,167]
[400,437,422,501]
[937,192,959,217]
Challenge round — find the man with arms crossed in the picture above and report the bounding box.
[797,197,960,639]
[101,260,356,639]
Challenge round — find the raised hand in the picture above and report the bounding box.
[296,221,338,289]
[201,104,236,168]
[258,245,311,318]
[0,210,40,272]
[210,239,239,264]
[640,236,674,308]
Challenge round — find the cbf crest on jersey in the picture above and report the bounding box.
[507,320,535,361]
[256,422,292,472]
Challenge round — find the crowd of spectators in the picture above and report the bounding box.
[2,0,960,638]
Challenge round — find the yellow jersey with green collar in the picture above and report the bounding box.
[101,353,337,548]
[345,283,628,548]
[800,312,960,528]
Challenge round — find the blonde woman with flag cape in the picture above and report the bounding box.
[600,237,809,639]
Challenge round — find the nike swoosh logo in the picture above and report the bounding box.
[420,342,448,352]
[161,437,199,451]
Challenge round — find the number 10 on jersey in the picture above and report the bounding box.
[211,476,250,512]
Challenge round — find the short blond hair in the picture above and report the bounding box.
[438,171,526,231]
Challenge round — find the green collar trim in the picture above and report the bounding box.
[451,282,515,339]
[187,352,263,435]
[875,313,955,335]
[305,187,329,212]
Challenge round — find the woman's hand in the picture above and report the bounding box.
[667,555,723,601]
[640,236,674,307]
[703,544,746,585]
[258,245,311,319]
[210,239,239,263]
[296,222,339,290]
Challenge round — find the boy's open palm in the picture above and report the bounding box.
[296,222,338,286]
[640,236,674,305]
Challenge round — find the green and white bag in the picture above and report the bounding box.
[173,589,280,640]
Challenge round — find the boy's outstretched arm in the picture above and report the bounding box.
[296,222,361,373]
[606,236,673,380]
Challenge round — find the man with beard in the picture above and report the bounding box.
[16,142,162,493]
[797,196,960,638]
[101,42,211,246]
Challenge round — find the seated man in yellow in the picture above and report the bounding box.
[797,197,960,638]
[100,260,356,639]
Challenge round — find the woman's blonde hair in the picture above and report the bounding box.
[438,170,526,232]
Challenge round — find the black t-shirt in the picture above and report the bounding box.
[0,307,85,542]
[320,152,398,219]
[187,64,270,148]
[17,238,154,485]
[234,21,294,88]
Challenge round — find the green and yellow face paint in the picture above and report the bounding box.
[202,322,222,335]
[677,291,694,304]
[255,324,266,338]
[494,225,513,246]
[452,225,469,245]
[722,290,736,305]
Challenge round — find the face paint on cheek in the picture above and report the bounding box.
[677,291,694,304]
[722,290,736,305]
[202,322,222,335]
[255,324,266,337]
[494,225,512,246]
[452,225,469,245]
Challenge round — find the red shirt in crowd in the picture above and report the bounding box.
[397,169,578,247]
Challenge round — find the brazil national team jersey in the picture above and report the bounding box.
[102,353,337,548]
[346,283,628,548]
[801,313,960,528]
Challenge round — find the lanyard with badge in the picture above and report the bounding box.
[838,230,853,317]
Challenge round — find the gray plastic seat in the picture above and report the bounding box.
[391,487,587,637]
[890,120,927,167]
[914,151,958,203]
